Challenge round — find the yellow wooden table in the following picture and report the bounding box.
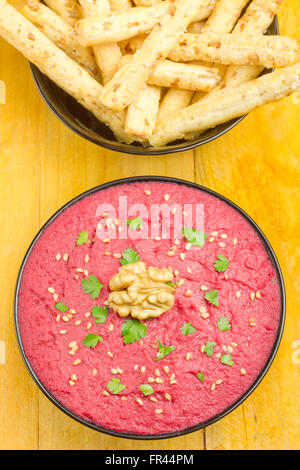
[0,0,299,451]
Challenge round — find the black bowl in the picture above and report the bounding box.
[30,18,279,155]
[14,176,285,440]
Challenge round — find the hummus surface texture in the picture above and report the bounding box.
[18,181,281,435]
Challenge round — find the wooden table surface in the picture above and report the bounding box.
[0,0,299,451]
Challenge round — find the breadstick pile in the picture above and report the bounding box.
[0,0,299,147]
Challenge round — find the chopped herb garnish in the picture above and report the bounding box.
[139,384,154,396]
[220,354,234,366]
[217,316,231,332]
[205,289,219,307]
[81,275,103,299]
[180,322,197,336]
[55,302,68,313]
[165,281,176,288]
[204,341,216,357]
[76,230,89,246]
[214,254,230,272]
[120,248,140,265]
[92,305,108,323]
[83,333,103,348]
[155,340,176,361]
[196,372,204,383]
[126,217,143,230]
[121,319,147,344]
[107,378,126,394]
[182,227,207,247]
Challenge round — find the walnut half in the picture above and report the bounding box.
[108,261,175,320]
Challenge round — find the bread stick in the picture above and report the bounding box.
[21,0,99,79]
[44,0,80,26]
[150,63,300,146]
[125,85,161,140]
[76,3,169,46]
[109,0,132,10]
[169,34,299,68]
[100,0,216,112]
[157,87,194,124]
[78,0,123,84]
[0,0,130,143]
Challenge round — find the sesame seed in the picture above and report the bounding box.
[85,312,91,318]
[103,391,110,396]
[136,398,143,406]
[220,234,227,239]
[148,377,155,383]
[155,409,163,414]
[107,351,113,358]
[62,316,69,322]
[53,293,58,301]
[164,194,170,201]
[174,270,179,276]
[200,285,208,291]
[155,378,163,384]
[69,309,76,314]
[74,320,82,326]
[71,374,77,381]
[140,366,146,373]
[102,238,110,243]
[68,350,75,356]
[240,368,247,375]
[211,231,218,237]
[150,396,158,402]
[59,330,67,335]
[186,352,192,360]
[170,380,177,385]
[155,236,161,241]
[92,368,98,376]
[63,254,68,261]
[171,207,177,215]
[222,345,227,351]
[86,322,92,330]
[73,359,81,365]
[236,291,241,298]
[230,342,237,348]
[69,380,75,386]
[176,279,185,287]
[84,254,89,263]
[154,369,160,377]
[76,268,84,273]
[211,383,216,391]
[186,267,192,273]
[227,345,233,353]
[209,237,215,243]
[163,366,170,374]
[108,323,114,331]
[169,373,175,381]
[200,345,205,353]
[121,396,127,401]
[56,315,60,322]
[167,251,175,257]
[215,379,223,385]
[102,212,108,218]
[215,352,221,358]
[113,253,121,259]
[218,242,226,248]
[84,270,89,276]
[134,364,139,371]
[186,243,191,250]
[104,251,111,256]
[144,189,151,195]
[116,367,123,374]
[56,253,61,261]
[111,368,118,374]
[48,287,55,294]
[179,253,185,261]
[256,291,261,299]
[233,238,238,245]
[165,393,171,401]
[184,290,192,297]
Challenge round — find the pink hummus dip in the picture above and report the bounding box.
[18,181,281,435]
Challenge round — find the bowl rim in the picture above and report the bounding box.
[14,175,286,440]
[29,18,279,156]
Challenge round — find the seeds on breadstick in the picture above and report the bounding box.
[99,0,217,112]
[0,0,130,143]
[78,0,123,84]
[44,0,80,26]
[125,85,161,141]
[150,63,300,146]
[76,3,170,47]
[169,34,300,68]
[21,0,99,79]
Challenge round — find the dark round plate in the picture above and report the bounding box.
[14,176,286,440]
[30,18,279,155]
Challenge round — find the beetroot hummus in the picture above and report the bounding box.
[17,181,282,435]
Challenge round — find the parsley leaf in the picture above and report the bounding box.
[126,217,143,230]
[204,341,216,357]
[107,378,126,394]
[182,227,207,247]
[76,230,89,246]
[92,305,108,323]
[121,319,147,344]
[155,340,176,361]
[55,302,68,313]
[83,333,103,348]
[180,322,197,336]
[120,248,140,265]
[205,290,219,307]
[217,316,231,332]
[196,372,204,383]
[214,254,229,272]
[220,354,234,366]
[81,275,103,299]
[139,384,154,396]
